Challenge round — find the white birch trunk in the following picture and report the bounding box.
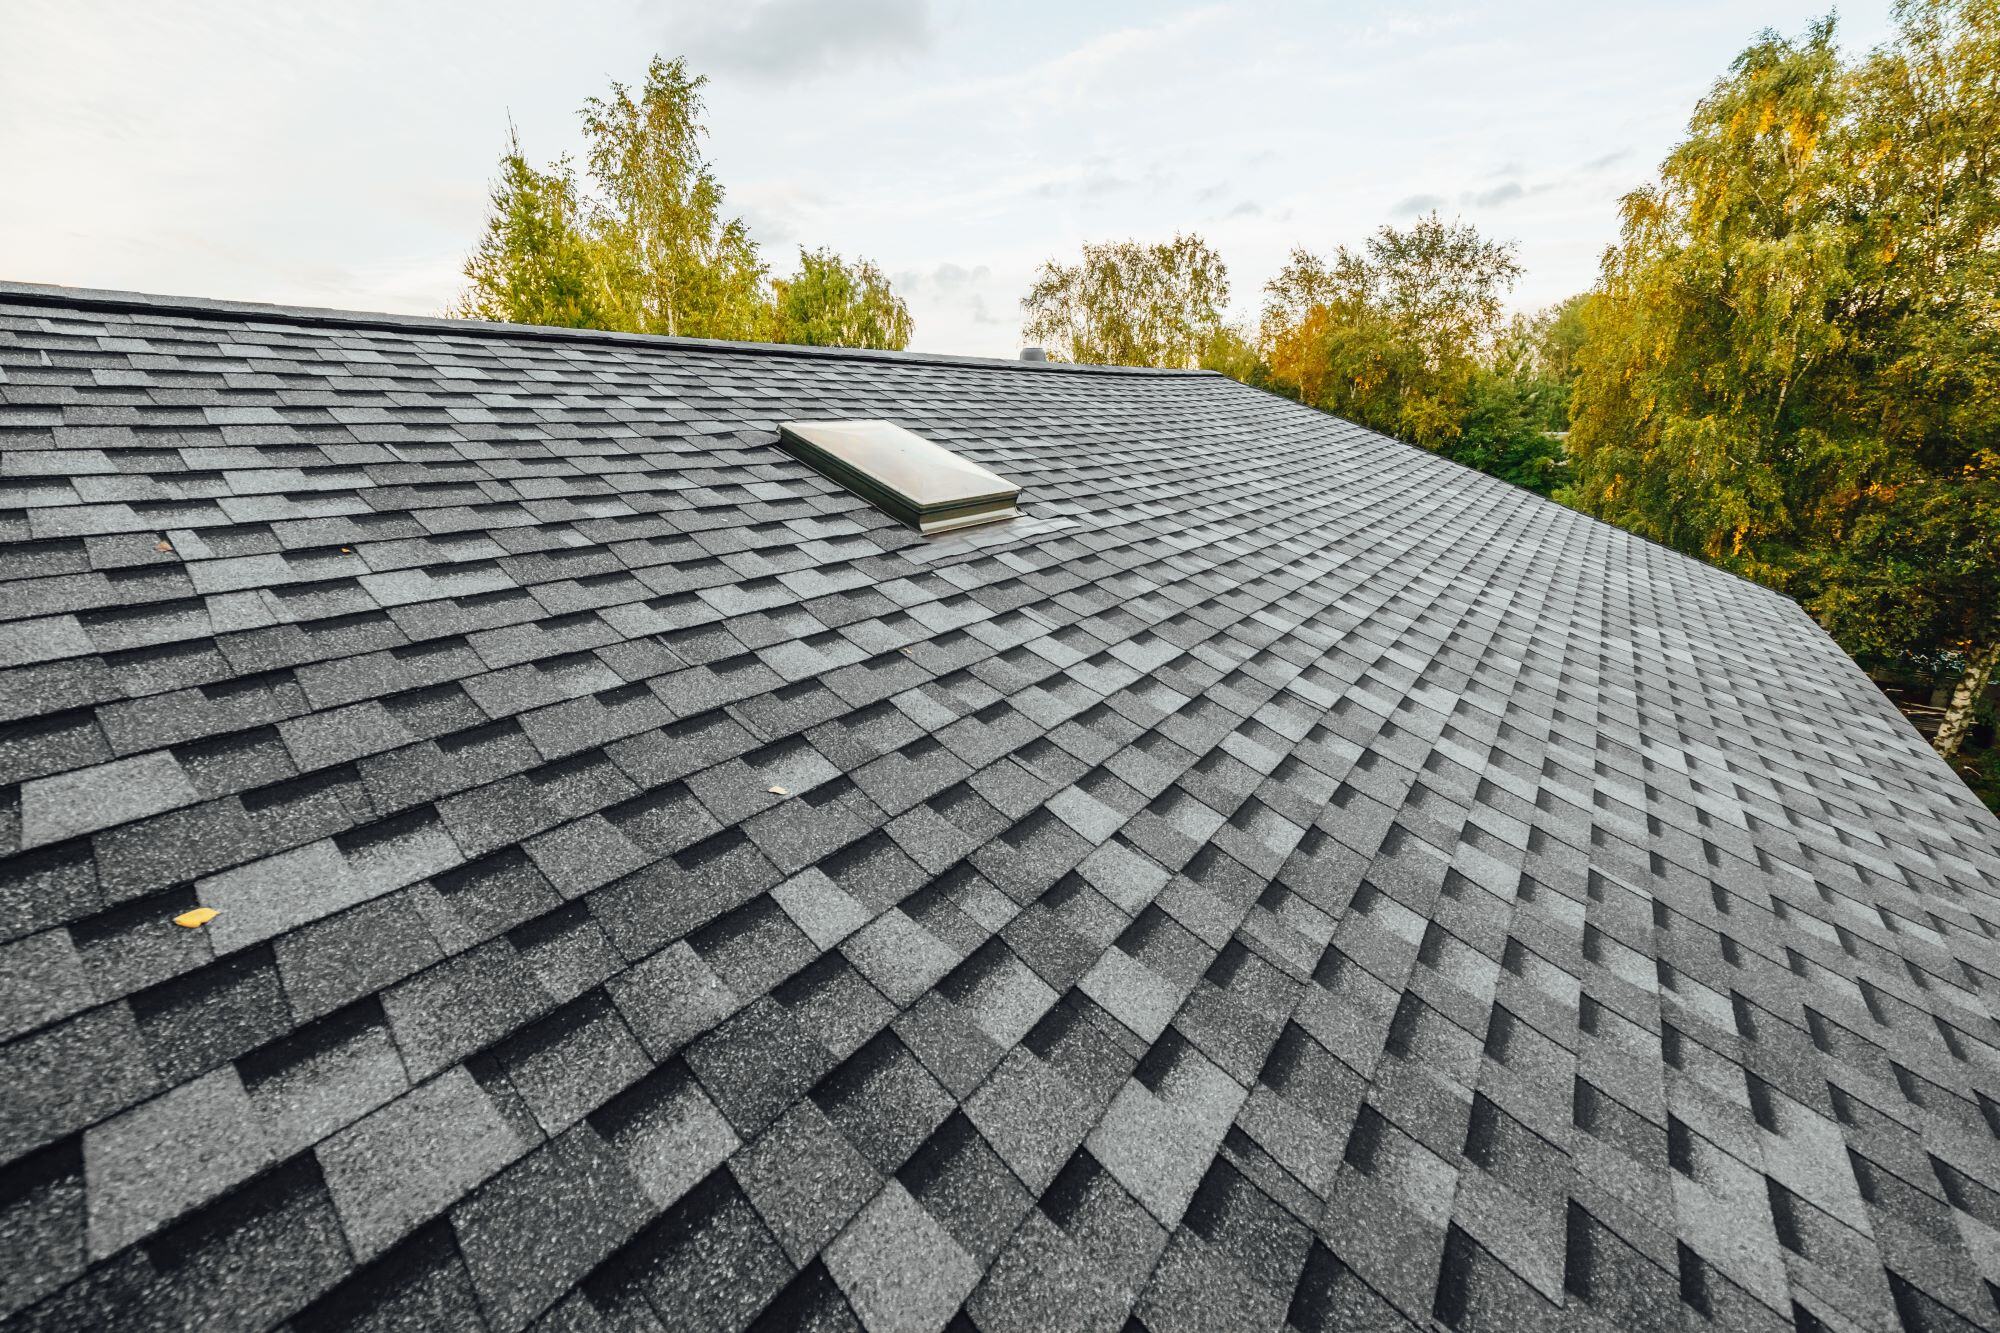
[1935,640,2000,764]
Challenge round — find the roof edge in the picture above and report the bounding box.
[0,279,1215,377]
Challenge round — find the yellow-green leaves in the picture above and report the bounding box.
[1019,234,1230,369]
[1564,0,2000,778]
[455,57,912,351]
[771,248,914,352]
[1252,215,1566,493]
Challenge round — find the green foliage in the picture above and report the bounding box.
[1020,234,1229,368]
[458,56,912,350]
[771,248,913,351]
[579,57,766,340]
[1562,0,2000,628]
[1254,214,1567,494]
[456,130,623,329]
[1560,0,2000,787]
[1447,368,1569,493]
[1500,295,1588,434]
[1198,323,1264,384]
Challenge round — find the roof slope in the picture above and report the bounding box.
[3,284,2000,1333]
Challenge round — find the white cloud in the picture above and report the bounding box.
[1463,181,1526,208]
[894,262,995,295]
[665,0,934,80]
[0,0,1907,357]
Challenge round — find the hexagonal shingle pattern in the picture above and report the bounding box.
[2,282,1999,1333]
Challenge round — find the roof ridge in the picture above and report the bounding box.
[0,279,1215,377]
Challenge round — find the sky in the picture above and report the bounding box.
[1,0,1899,359]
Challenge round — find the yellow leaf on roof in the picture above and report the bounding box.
[174,907,218,929]
[768,785,789,796]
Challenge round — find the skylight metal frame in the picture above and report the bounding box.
[775,419,1021,535]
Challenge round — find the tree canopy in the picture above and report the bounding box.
[1562,0,2000,756]
[577,57,767,341]
[1256,215,1567,493]
[457,57,911,350]
[457,130,622,331]
[1019,234,1229,369]
[771,247,913,351]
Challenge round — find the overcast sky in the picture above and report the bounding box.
[2,0,1897,358]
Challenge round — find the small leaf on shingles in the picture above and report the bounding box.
[154,540,173,553]
[173,907,218,929]
[768,785,789,796]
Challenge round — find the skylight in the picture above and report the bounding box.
[776,419,1020,535]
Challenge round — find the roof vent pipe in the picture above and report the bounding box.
[1019,347,1047,362]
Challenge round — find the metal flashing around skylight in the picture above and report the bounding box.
[775,419,1021,535]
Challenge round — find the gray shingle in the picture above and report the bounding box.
[193,837,372,953]
[129,943,293,1082]
[771,866,873,950]
[492,990,648,1133]
[317,1065,534,1261]
[843,909,958,1009]
[731,1100,882,1265]
[241,1004,407,1155]
[0,1140,87,1321]
[0,1002,158,1164]
[0,928,94,1041]
[18,750,197,848]
[604,940,737,1060]
[273,889,443,1020]
[82,1065,279,1256]
[610,1169,794,1331]
[823,1181,982,1333]
[4,284,2000,1333]
[448,1125,653,1331]
[685,997,839,1139]
[592,1062,739,1211]
[381,938,554,1079]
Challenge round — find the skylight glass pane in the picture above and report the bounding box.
[776,419,1020,535]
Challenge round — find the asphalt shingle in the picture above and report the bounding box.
[1,283,1998,1333]
[316,1064,533,1261]
[18,751,197,849]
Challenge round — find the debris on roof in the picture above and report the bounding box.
[1,283,1998,1333]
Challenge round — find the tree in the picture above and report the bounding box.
[1258,215,1564,492]
[1199,322,1264,384]
[458,56,915,350]
[579,57,766,340]
[1563,1,2000,767]
[771,247,913,350]
[1452,365,1569,494]
[1501,294,1589,435]
[1020,234,1229,368]
[456,129,621,329]
[1260,247,1359,413]
[1261,215,1521,445]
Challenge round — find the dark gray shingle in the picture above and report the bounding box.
[1,283,1998,1333]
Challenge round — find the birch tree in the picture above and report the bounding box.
[458,57,915,350]
[579,57,766,341]
[1258,216,1564,492]
[1565,0,2000,768]
[1020,234,1229,368]
[771,248,913,351]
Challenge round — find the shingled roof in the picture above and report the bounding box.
[4,281,2000,1333]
